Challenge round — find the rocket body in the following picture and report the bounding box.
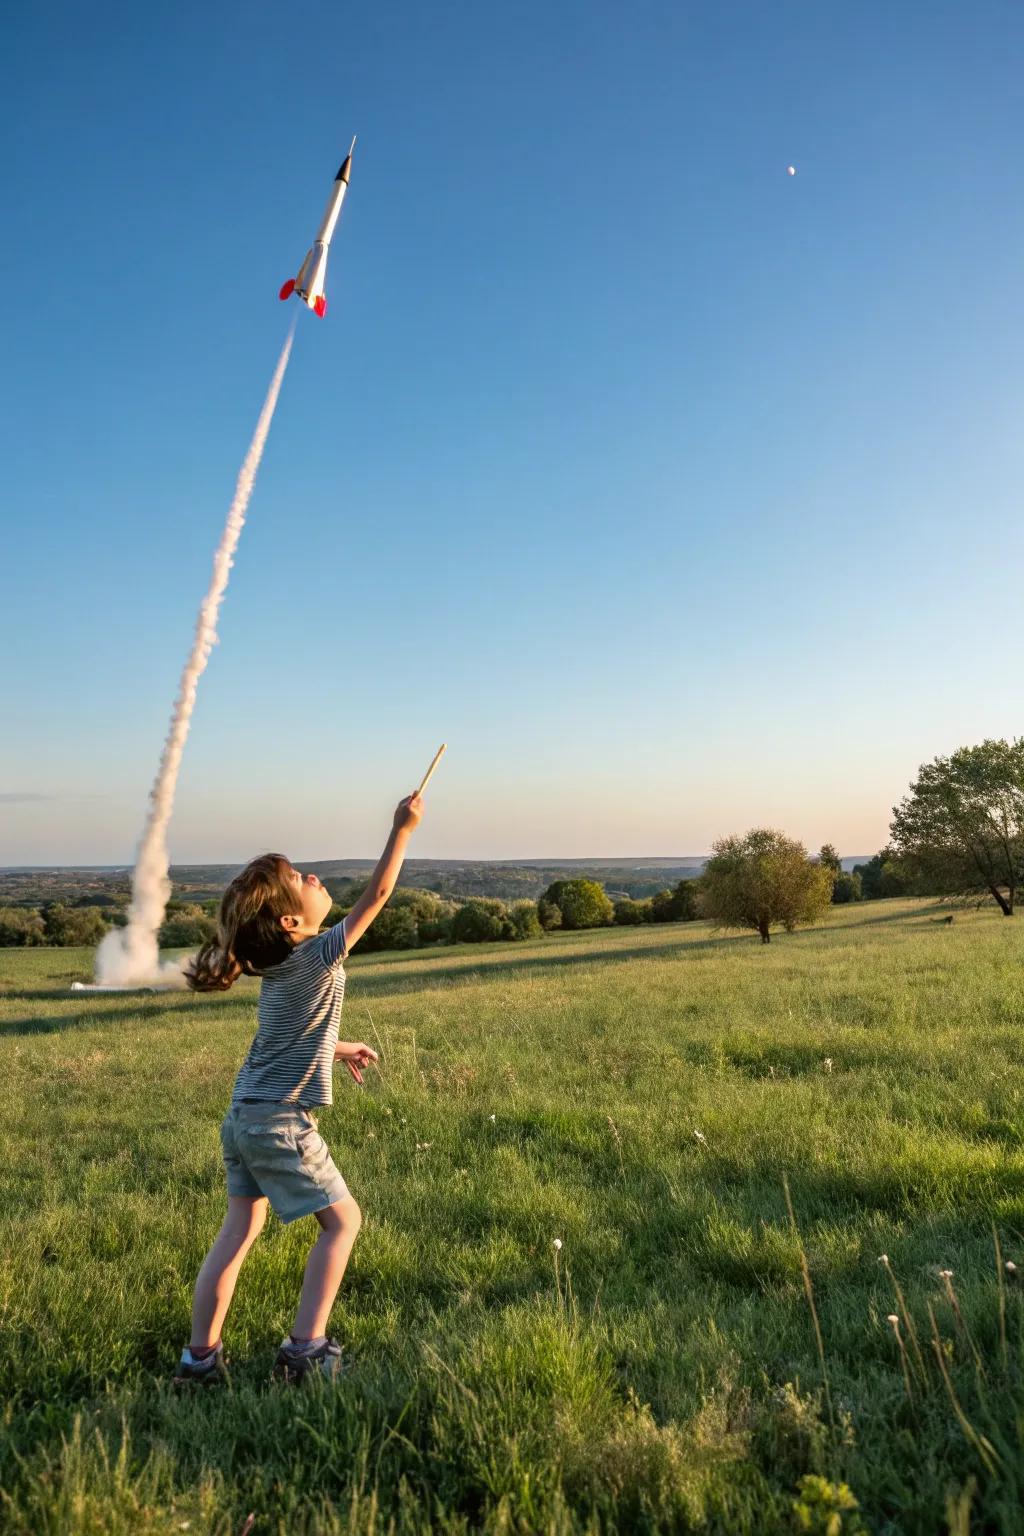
[279,141,355,318]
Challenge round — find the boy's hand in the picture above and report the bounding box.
[336,1041,379,1085]
[393,794,423,833]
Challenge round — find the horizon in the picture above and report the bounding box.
[0,850,872,874]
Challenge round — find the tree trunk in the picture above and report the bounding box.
[759,921,771,944]
[989,883,1012,916]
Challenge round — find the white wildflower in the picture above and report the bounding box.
[488,1113,496,1122]
[552,1238,563,1251]
[693,1129,707,1145]
[1006,1260,1018,1274]
[823,1057,833,1073]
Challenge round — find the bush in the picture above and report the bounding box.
[649,881,699,923]
[42,904,108,947]
[537,899,563,931]
[541,879,613,931]
[451,900,508,944]
[0,907,46,946]
[613,898,651,925]
[854,849,910,900]
[159,905,217,947]
[831,871,862,904]
[508,900,542,940]
[355,905,420,952]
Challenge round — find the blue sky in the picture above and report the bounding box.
[2,1,1022,864]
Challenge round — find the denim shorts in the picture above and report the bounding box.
[220,1102,349,1223]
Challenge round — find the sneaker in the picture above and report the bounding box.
[173,1342,228,1387]
[272,1335,344,1384]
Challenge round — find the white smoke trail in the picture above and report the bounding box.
[95,324,296,987]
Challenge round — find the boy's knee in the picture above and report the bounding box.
[345,1196,363,1234]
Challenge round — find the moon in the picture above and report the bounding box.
[787,165,796,176]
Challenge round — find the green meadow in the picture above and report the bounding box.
[2,900,1024,1533]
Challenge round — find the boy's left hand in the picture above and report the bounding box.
[336,1041,379,1084]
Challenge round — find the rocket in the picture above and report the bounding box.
[279,138,355,318]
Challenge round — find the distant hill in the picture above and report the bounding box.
[1,853,874,906]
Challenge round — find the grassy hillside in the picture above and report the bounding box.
[1,901,1023,1532]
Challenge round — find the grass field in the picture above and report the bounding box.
[2,900,1024,1533]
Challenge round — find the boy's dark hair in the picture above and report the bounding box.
[185,853,302,992]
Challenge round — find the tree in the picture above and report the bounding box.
[853,847,909,900]
[831,870,862,904]
[42,904,108,946]
[890,739,1024,915]
[818,844,842,875]
[701,829,834,944]
[451,900,508,944]
[159,905,217,947]
[0,907,46,946]
[649,880,699,923]
[507,900,542,940]
[537,899,562,931]
[613,897,651,925]
[541,879,613,931]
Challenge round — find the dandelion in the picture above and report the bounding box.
[1006,1260,1018,1276]
[552,1238,563,1251]
[886,1312,914,1403]
[878,1253,928,1385]
[693,1129,707,1145]
[937,1268,983,1370]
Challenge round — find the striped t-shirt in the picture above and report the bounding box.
[231,920,348,1108]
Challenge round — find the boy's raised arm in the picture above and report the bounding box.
[342,794,423,952]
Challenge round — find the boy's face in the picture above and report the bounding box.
[280,863,333,939]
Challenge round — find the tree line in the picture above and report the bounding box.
[5,736,1022,948]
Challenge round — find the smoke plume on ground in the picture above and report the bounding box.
[96,326,295,988]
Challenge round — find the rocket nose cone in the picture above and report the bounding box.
[336,137,356,182]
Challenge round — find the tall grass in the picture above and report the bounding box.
[2,900,1024,1531]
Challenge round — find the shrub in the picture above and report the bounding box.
[541,879,613,931]
[159,905,217,947]
[42,904,108,947]
[0,907,46,946]
[508,900,542,940]
[451,900,508,944]
[613,898,651,925]
[649,881,699,923]
[537,898,563,931]
[831,871,862,904]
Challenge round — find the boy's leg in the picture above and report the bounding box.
[191,1195,268,1348]
[291,1195,362,1341]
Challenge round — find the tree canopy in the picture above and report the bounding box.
[890,739,1024,915]
[701,829,834,943]
[540,879,614,930]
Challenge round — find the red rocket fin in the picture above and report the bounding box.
[313,295,327,318]
[279,279,296,301]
